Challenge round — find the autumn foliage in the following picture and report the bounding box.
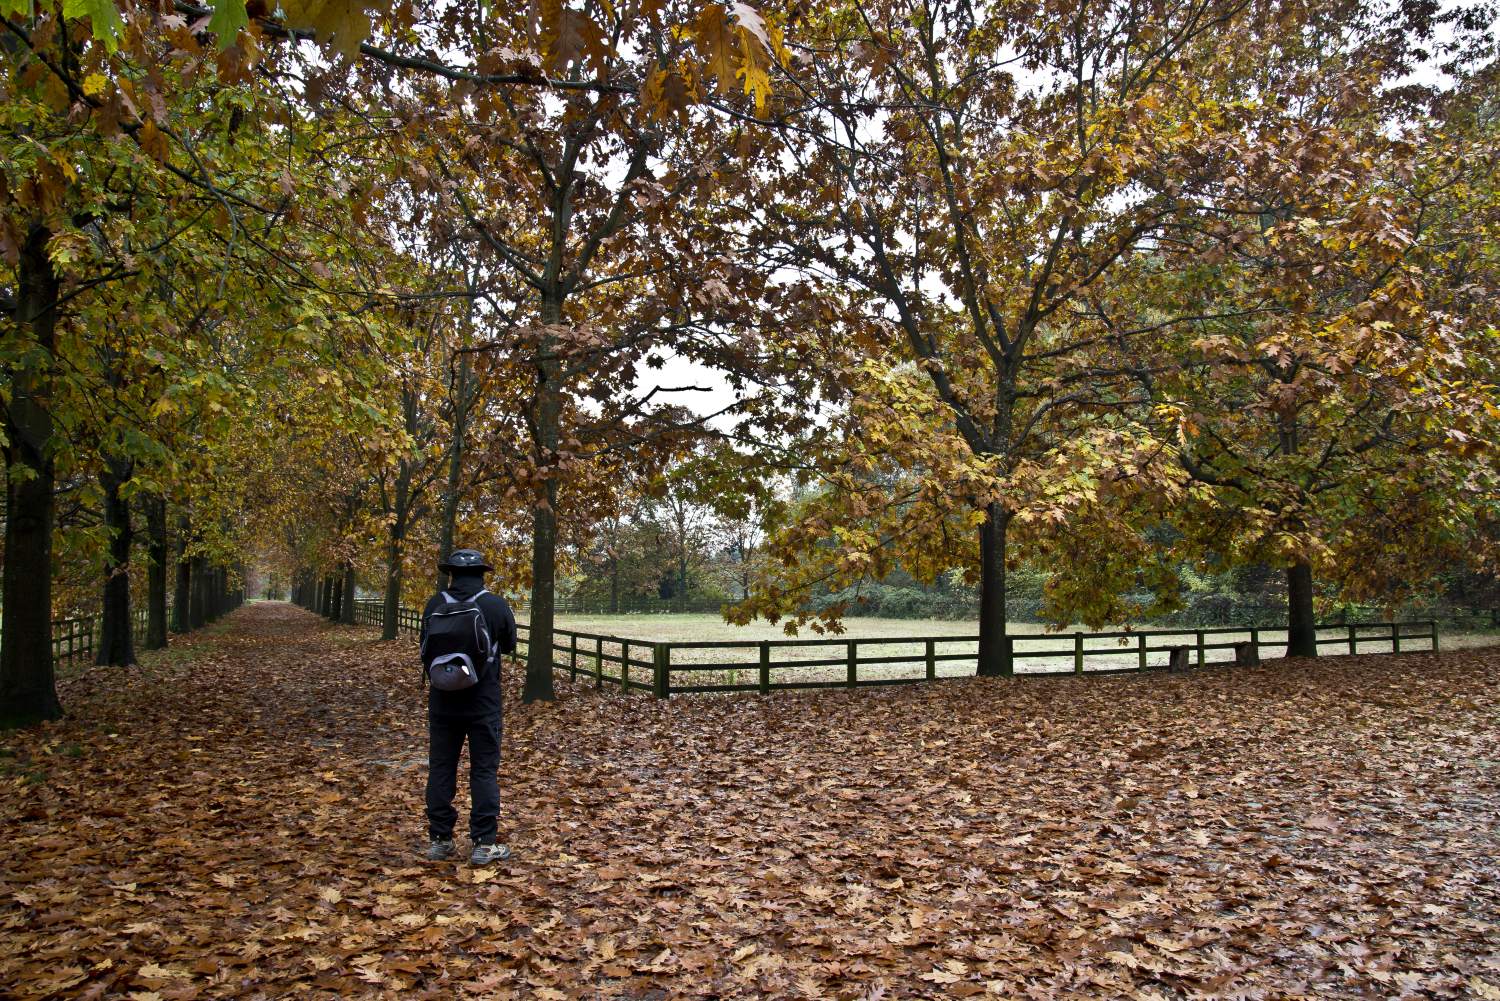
[2,4,1497,995]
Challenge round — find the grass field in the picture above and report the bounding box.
[517,611,1500,687]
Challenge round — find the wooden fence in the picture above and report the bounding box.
[519,624,663,695]
[51,609,150,668]
[516,619,1439,698]
[352,599,421,634]
[347,600,1439,699]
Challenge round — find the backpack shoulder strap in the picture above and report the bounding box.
[439,591,454,603]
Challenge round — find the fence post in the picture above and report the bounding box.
[1391,622,1400,654]
[759,641,770,695]
[925,638,935,681]
[846,641,857,688]
[652,644,669,699]
[1195,630,1205,667]
[596,637,604,689]
[1348,624,1356,655]
[1430,620,1439,653]
[1074,632,1084,674]
[570,633,578,681]
[622,640,630,691]
[1137,632,1146,671]
[1250,628,1260,664]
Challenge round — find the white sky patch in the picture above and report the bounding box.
[633,351,743,431]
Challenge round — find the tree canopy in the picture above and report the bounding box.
[2,0,1496,726]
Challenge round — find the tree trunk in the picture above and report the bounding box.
[144,498,169,649]
[0,223,62,728]
[189,557,208,629]
[340,564,356,625]
[382,535,404,639]
[330,571,343,623]
[1286,558,1318,657]
[524,299,563,704]
[609,555,620,614]
[527,493,559,702]
[674,504,690,609]
[435,350,471,593]
[171,516,192,633]
[975,502,1012,677]
[96,458,136,666]
[383,466,412,641]
[322,574,335,619]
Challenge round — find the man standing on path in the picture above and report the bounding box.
[420,549,517,864]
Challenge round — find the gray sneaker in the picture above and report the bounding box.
[469,842,511,865]
[425,838,456,861]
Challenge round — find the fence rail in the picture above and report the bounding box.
[352,599,421,633]
[347,600,1439,700]
[352,600,382,627]
[517,619,1440,698]
[49,609,150,668]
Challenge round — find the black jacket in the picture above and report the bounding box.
[421,573,517,717]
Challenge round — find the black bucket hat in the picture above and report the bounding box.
[438,549,494,574]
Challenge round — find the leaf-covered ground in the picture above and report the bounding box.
[3,603,1498,1000]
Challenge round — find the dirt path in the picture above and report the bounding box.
[3,602,1498,999]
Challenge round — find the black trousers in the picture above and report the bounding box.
[425,712,501,844]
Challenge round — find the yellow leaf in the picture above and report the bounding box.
[281,0,372,61]
[737,38,772,114]
[694,3,738,93]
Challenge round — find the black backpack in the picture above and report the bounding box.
[420,590,493,692]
